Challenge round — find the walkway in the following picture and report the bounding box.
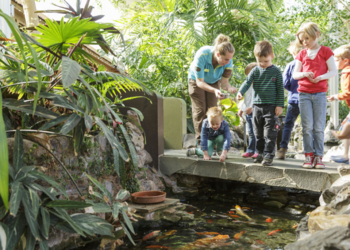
[160,150,341,192]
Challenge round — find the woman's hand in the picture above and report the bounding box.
[238,109,243,118]
[237,92,243,100]
[228,86,237,94]
[214,89,223,99]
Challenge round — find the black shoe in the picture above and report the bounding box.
[262,158,273,166]
[254,154,263,163]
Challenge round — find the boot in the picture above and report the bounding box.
[276,148,287,160]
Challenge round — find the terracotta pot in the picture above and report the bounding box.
[131,191,166,204]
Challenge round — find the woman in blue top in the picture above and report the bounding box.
[188,34,237,144]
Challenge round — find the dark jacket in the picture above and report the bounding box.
[283,60,299,104]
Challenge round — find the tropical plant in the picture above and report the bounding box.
[220,98,240,127]
[0,130,115,250]
[84,173,137,245]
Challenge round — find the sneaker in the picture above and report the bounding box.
[186,148,196,157]
[242,152,254,158]
[302,153,314,169]
[276,148,287,160]
[254,154,263,163]
[330,155,349,164]
[262,158,273,166]
[313,156,325,169]
[251,153,259,159]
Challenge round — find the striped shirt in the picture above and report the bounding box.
[239,65,284,107]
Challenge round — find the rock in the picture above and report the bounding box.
[162,214,181,223]
[160,174,177,188]
[172,186,198,195]
[284,205,305,215]
[296,193,320,206]
[176,174,201,187]
[295,215,310,241]
[47,228,82,250]
[125,122,144,149]
[175,211,194,221]
[339,164,350,177]
[137,149,152,168]
[263,201,284,209]
[324,120,341,144]
[139,180,158,191]
[286,224,350,250]
[330,186,350,214]
[183,134,197,149]
[127,110,141,127]
[163,208,176,215]
[7,138,48,163]
[230,130,244,148]
[324,143,345,163]
[267,190,289,204]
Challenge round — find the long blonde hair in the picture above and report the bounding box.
[296,22,320,45]
[213,34,235,55]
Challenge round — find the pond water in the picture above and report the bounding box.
[116,181,317,250]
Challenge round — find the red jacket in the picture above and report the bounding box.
[338,65,350,108]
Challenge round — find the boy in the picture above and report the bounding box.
[238,62,259,158]
[237,40,284,166]
[187,107,231,162]
[327,45,350,163]
[276,41,303,159]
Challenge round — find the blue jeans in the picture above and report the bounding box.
[246,113,256,153]
[280,103,300,149]
[299,92,327,156]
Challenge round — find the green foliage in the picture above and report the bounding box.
[0,130,114,250]
[220,98,240,126]
[85,173,136,245]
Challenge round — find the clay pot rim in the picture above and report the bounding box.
[131,191,166,198]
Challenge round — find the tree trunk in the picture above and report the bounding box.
[21,0,39,27]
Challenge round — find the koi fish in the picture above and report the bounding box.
[207,219,213,223]
[265,218,272,223]
[146,246,169,249]
[228,211,235,214]
[142,230,161,241]
[272,219,279,223]
[195,232,220,235]
[255,240,266,245]
[156,230,177,242]
[187,212,193,214]
[292,224,298,229]
[267,229,281,236]
[229,214,240,218]
[235,205,252,221]
[233,231,246,240]
[242,207,250,210]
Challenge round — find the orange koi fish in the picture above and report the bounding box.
[207,219,213,223]
[146,246,168,249]
[255,239,266,245]
[268,229,281,236]
[228,214,240,218]
[187,212,193,214]
[195,232,220,235]
[142,230,161,241]
[242,207,250,210]
[156,230,177,242]
[292,224,298,229]
[265,217,272,223]
[228,211,235,214]
[233,231,246,240]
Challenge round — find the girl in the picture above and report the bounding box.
[293,22,337,169]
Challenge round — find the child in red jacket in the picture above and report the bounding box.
[327,45,350,163]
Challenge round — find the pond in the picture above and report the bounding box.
[116,181,318,250]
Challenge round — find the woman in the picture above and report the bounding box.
[188,34,237,145]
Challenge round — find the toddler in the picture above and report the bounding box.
[238,62,258,159]
[293,22,337,169]
[327,45,350,164]
[187,107,231,162]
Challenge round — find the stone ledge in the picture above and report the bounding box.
[160,150,341,192]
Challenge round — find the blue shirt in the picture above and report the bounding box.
[188,46,233,84]
[200,118,231,151]
[283,60,299,104]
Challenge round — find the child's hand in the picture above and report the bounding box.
[203,151,211,160]
[310,76,322,83]
[246,107,253,115]
[219,154,226,162]
[304,72,315,79]
[228,86,237,94]
[275,106,283,116]
[237,92,243,100]
[327,95,335,102]
[238,109,243,118]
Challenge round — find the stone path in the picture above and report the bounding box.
[160,150,342,192]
